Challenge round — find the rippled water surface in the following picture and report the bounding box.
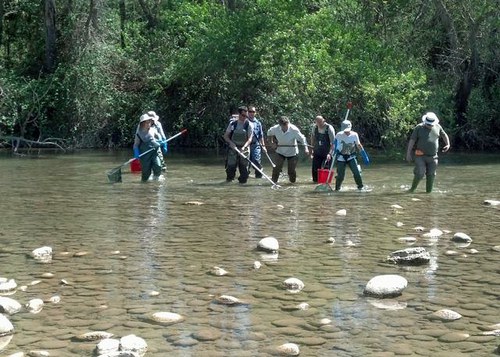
[0,149,499,356]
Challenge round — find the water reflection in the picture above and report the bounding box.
[0,150,499,356]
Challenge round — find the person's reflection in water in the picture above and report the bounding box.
[137,182,169,291]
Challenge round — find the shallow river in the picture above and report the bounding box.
[0,149,499,356]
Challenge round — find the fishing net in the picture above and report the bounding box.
[314,183,333,192]
[107,168,122,183]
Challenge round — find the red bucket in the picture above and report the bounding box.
[317,168,333,184]
[130,159,142,173]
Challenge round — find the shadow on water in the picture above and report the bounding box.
[0,149,499,356]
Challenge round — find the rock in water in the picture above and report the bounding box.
[363,275,408,298]
[0,297,22,315]
[452,232,472,243]
[257,237,279,252]
[335,209,347,216]
[119,334,147,356]
[214,295,245,306]
[0,279,17,294]
[75,331,114,341]
[149,312,184,325]
[26,299,44,314]
[96,338,120,355]
[432,309,462,321]
[276,343,300,356]
[0,314,14,336]
[31,246,53,262]
[283,278,305,292]
[210,266,228,276]
[387,247,431,265]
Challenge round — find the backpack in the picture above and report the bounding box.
[229,119,250,139]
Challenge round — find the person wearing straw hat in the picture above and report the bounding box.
[310,115,336,183]
[247,106,267,178]
[406,112,450,193]
[133,113,164,182]
[267,116,309,184]
[334,119,367,191]
[223,106,254,183]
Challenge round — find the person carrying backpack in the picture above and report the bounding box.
[223,106,254,183]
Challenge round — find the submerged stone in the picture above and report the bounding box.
[432,309,462,321]
[75,331,114,341]
[214,295,246,306]
[276,343,300,356]
[210,266,228,276]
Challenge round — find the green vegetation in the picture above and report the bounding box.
[0,0,498,149]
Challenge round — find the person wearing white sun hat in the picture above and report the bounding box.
[406,112,450,193]
[133,113,164,182]
[334,119,367,191]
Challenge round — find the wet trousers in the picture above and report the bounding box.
[226,148,249,183]
[335,158,363,190]
[249,143,263,178]
[272,154,298,183]
[139,149,162,182]
[312,153,329,183]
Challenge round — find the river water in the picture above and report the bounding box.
[0,149,499,356]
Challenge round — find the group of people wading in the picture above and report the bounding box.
[131,106,450,193]
[222,106,450,192]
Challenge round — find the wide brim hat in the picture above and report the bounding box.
[139,113,154,123]
[422,112,439,126]
[341,120,352,132]
[147,111,160,121]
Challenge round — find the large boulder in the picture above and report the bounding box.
[363,275,408,298]
[387,247,431,265]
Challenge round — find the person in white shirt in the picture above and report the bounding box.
[267,116,309,183]
[334,120,366,191]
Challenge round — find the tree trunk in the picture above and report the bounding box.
[137,0,156,28]
[0,0,4,49]
[44,0,57,73]
[119,0,126,48]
